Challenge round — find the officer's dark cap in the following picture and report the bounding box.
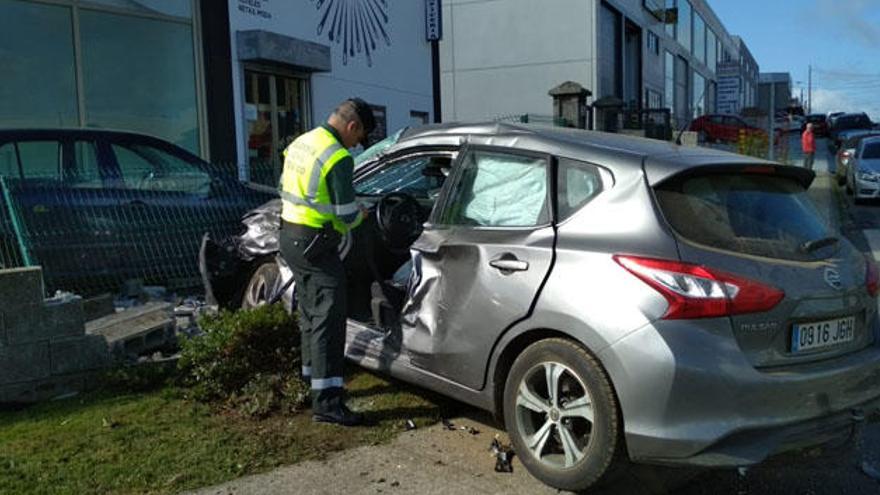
[348,97,376,144]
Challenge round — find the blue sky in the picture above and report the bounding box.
[710,0,880,121]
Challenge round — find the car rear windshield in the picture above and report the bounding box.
[655,173,832,261]
[836,114,872,131]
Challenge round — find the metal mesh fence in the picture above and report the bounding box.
[0,162,277,297]
[0,176,26,269]
[249,159,283,189]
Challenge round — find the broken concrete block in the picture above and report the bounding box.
[0,266,44,311]
[86,302,175,358]
[49,335,110,375]
[43,295,86,339]
[0,341,50,385]
[82,293,115,321]
[2,298,84,346]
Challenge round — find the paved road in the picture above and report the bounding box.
[189,135,880,495]
[187,408,880,495]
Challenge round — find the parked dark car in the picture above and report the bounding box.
[204,122,880,492]
[829,113,874,150]
[801,113,828,136]
[689,114,768,143]
[834,130,880,185]
[0,129,275,295]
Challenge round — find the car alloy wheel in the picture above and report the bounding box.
[241,260,282,309]
[503,338,622,492]
[514,361,592,469]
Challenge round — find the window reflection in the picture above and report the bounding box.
[0,0,78,128]
[80,9,200,153]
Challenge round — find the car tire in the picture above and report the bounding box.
[503,338,623,492]
[240,258,283,309]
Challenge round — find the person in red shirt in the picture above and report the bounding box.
[801,123,816,170]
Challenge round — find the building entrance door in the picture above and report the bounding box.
[244,69,309,186]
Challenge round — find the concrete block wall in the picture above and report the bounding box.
[0,267,110,403]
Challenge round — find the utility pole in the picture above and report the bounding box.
[768,82,775,161]
[808,64,812,114]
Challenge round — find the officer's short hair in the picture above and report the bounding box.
[332,98,376,135]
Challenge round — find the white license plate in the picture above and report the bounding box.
[791,316,856,353]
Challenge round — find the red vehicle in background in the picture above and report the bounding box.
[689,114,769,143]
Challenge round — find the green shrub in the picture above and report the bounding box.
[178,304,308,417]
[99,361,178,393]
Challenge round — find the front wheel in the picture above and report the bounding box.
[240,259,283,309]
[503,338,623,492]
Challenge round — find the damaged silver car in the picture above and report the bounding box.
[202,123,880,492]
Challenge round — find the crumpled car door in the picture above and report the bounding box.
[399,145,556,390]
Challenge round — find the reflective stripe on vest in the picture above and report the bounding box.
[280,127,351,230]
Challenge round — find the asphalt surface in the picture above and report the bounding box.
[188,135,880,495]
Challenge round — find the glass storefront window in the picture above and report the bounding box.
[84,0,191,19]
[0,0,79,128]
[707,29,717,73]
[693,72,706,117]
[693,13,705,65]
[245,70,309,187]
[80,9,200,154]
[678,0,691,53]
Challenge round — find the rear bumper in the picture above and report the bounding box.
[635,396,879,467]
[599,318,880,467]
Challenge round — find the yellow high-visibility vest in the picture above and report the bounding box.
[279,127,359,234]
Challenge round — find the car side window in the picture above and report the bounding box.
[17,141,62,180]
[440,149,549,228]
[68,140,103,188]
[355,154,454,200]
[0,143,19,178]
[112,142,211,195]
[557,158,603,221]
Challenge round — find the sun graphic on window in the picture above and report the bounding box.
[312,0,391,67]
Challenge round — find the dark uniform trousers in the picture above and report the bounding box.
[279,222,347,413]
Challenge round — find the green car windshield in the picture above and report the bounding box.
[354,128,405,169]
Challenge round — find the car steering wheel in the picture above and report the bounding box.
[374,192,424,253]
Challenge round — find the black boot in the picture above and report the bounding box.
[312,404,365,426]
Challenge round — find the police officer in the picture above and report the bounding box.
[278,98,376,426]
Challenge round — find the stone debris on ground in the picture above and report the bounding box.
[489,436,515,473]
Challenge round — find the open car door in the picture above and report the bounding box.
[400,145,556,390]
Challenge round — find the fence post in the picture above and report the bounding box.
[0,176,33,267]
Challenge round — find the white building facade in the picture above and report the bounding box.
[440,0,753,129]
[224,0,437,183]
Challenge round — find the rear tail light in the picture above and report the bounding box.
[613,255,785,320]
[865,255,878,298]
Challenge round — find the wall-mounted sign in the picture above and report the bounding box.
[237,0,272,19]
[312,0,391,66]
[426,0,442,41]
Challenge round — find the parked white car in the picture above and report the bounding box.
[847,136,880,204]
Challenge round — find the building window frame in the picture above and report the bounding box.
[647,30,660,56]
[0,0,207,157]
